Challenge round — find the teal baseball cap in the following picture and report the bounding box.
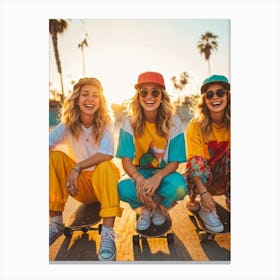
[200,75,230,94]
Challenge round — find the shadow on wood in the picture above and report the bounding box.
[200,240,230,261]
[55,233,98,261]
[133,233,193,261]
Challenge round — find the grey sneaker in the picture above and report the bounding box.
[152,207,166,226]
[98,230,117,261]
[199,207,224,233]
[49,221,64,245]
[137,207,151,230]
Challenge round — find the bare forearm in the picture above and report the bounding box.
[154,161,179,180]
[193,176,216,212]
[122,159,179,181]
[193,176,207,194]
[75,153,112,171]
[122,158,140,180]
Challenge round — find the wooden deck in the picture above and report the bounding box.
[49,195,230,262]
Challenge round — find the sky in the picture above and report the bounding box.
[49,19,230,104]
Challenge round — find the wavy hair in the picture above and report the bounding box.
[195,90,230,136]
[60,78,111,143]
[128,88,174,138]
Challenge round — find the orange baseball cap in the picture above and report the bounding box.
[135,71,165,89]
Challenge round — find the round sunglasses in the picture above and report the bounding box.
[138,88,162,98]
[204,89,227,100]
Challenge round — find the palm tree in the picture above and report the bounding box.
[171,76,181,104]
[179,71,189,96]
[49,19,68,101]
[171,72,190,105]
[78,33,88,76]
[197,31,218,75]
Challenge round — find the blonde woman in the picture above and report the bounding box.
[49,77,122,261]
[116,72,187,231]
[185,75,230,233]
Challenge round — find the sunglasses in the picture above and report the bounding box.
[138,88,162,98]
[205,89,227,100]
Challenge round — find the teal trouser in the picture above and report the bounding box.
[118,169,187,209]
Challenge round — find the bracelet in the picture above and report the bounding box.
[199,191,208,196]
[132,172,140,181]
[72,167,81,174]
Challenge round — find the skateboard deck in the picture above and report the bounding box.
[188,202,230,243]
[64,202,102,237]
[133,213,174,245]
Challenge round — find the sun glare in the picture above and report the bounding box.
[50,19,230,105]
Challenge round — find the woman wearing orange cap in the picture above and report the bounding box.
[49,77,122,261]
[185,74,230,233]
[116,71,187,231]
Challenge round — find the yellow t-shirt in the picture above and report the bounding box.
[116,116,187,168]
[186,118,230,163]
[134,122,168,168]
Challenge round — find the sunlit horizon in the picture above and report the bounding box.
[50,19,230,104]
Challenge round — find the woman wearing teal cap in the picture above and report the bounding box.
[185,74,230,233]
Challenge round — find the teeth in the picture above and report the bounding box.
[85,104,94,108]
[211,102,221,106]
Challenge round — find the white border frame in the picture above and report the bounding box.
[1,1,279,279]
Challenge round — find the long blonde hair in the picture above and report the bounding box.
[60,78,111,143]
[196,91,230,136]
[128,88,174,138]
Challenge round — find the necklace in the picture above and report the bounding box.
[82,125,92,142]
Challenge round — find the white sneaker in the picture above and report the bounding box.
[98,230,117,261]
[199,207,224,233]
[49,221,64,245]
[137,208,151,230]
[152,207,166,226]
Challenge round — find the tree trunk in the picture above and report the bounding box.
[59,73,65,102]
[81,46,85,76]
[52,34,64,99]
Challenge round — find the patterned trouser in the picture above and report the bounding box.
[185,150,230,202]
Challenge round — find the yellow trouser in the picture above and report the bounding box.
[49,150,123,217]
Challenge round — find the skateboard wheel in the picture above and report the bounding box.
[64,227,72,237]
[198,231,207,243]
[132,235,140,245]
[82,227,88,233]
[207,233,215,240]
[167,233,174,244]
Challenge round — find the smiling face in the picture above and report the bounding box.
[77,84,100,119]
[204,83,228,114]
[138,83,162,115]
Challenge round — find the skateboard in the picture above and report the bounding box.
[63,202,102,237]
[188,202,230,243]
[133,213,174,245]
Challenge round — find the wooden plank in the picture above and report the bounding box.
[50,196,230,262]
